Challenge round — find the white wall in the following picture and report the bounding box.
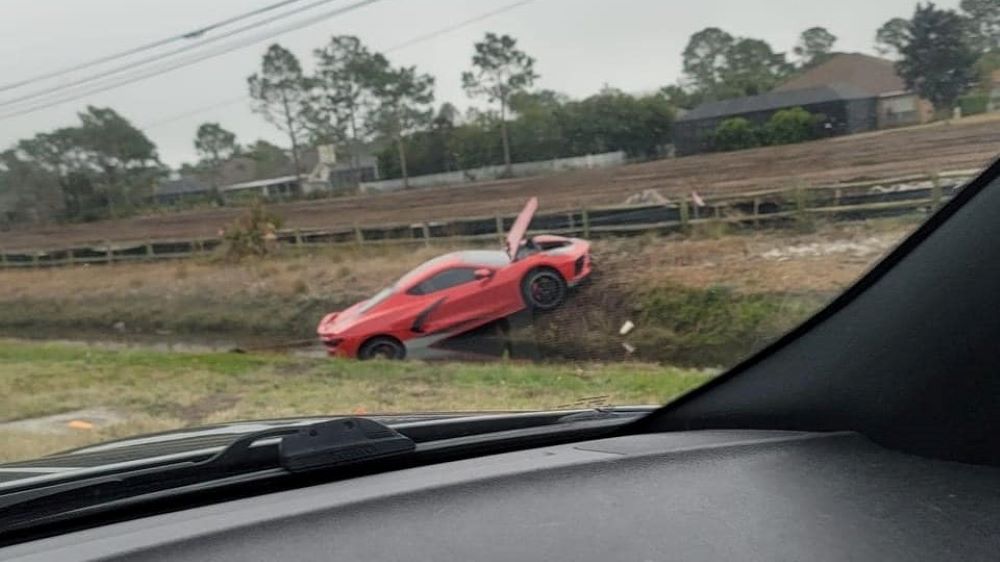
[359,151,626,194]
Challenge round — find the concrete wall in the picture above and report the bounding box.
[359,151,626,194]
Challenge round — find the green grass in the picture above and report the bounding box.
[0,339,715,462]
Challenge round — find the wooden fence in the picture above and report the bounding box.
[0,169,978,269]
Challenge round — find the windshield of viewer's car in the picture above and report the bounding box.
[1,0,998,465]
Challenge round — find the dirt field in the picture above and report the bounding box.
[3,115,998,251]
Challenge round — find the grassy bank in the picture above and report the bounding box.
[0,221,911,365]
[0,339,713,462]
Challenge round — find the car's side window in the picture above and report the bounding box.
[408,268,478,295]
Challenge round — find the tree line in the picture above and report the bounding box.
[234,32,673,187]
[2,1,997,226]
[666,1,999,114]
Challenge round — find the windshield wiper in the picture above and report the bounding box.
[0,409,649,542]
[0,418,414,535]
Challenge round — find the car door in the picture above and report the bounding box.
[410,267,507,335]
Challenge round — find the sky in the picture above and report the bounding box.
[0,0,962,167]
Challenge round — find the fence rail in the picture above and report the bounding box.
[0,169,978,269]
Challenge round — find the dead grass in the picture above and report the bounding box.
[0,243,468,304]
[597,218,915,294]
[0,219,916,305]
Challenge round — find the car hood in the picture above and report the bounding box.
[506,197,538,260]
[318,299,369,335]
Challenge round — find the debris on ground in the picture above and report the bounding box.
[624,189,670,206]
[2,408,125,435]
[759,236,896,261]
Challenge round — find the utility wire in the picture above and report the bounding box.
[0,0,381,121]
[0,0,305,95]
[0,0,347,110]
[140,0,539,131]
[384,0,536,53]
[141,95,250,129]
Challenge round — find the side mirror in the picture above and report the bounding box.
[474,268,494,280]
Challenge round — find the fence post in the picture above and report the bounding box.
[422,222,431,247]
[354,226,365,248]
[791,183,812,232]
[105,240,113,265]
[834,188,842,207]
[581,208,591,239]
[67,248,75,267]
[145,240,154,261]
[679,199,690,231]
[495,214,504,243]
[930,172,942,211]
[31,252,39,268]
[752,197,761,227]
[294,229,303,246]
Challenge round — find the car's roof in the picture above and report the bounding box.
[395,250,510,288]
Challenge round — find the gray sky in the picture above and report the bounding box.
[0,0,960,167]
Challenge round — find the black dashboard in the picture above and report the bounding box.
[3,429,998,561]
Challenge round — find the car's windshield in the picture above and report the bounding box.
[1,0,998,471]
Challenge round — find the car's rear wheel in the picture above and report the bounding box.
[521,268,567,311]
[358,336,406,360]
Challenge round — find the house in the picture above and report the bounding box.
[673,53,932,155]
[153,175,210,205]
[775,53,933,129]
[219,175,302,201]
[301,144,380,194]
[673,83,878,155]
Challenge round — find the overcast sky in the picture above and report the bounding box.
[0,0,960,167]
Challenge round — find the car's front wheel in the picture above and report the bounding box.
[358,336,406,360]
[521,268,568,312]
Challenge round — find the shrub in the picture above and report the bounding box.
[221,201,283,260]
[760,107,817,145]
[712,117,760,151]
[957,94,989,116]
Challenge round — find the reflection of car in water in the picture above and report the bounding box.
[317,198,592,359]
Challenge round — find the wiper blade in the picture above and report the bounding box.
[0,418,414,533]
[0,409,652,542]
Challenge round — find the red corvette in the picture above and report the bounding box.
[317,198,592,359]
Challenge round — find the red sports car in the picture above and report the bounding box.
[317,198,592,359]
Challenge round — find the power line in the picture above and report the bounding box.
[0,0,305,95]
[140,0,540,131]
[0,0,381,121]
[141,95,249,130]
[383,0,536,53]
[0,0,347,110]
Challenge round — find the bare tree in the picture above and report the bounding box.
[248,44,309,179]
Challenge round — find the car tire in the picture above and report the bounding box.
[358,337,406,360]
[521,268,568,312]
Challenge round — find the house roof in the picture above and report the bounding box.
[676,82,872,122]
[154,177,209,197]
[220,174,302,192]
[775,53,905,95]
